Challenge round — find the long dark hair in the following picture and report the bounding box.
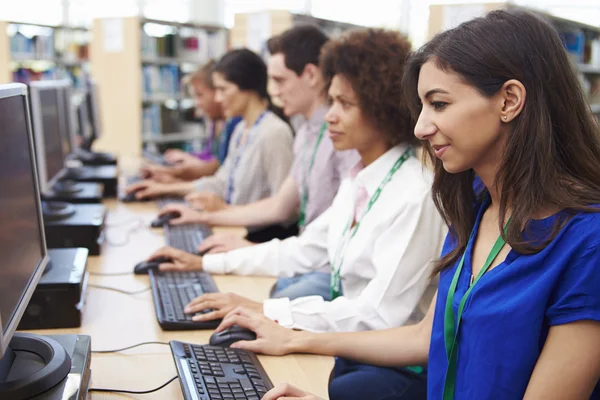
[403,9,600,274]
[213,49,288,124]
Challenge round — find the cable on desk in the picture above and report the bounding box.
[92,341,169,354]
[89,375,178,395]
[104,217,145,228]
[88,271,133,276]
[104,217,148,247]
[88,283,151,295]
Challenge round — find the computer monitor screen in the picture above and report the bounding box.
[75,94,92,142]
[87,81,102,140]
[58,82,75,155]
[40,89,65,179]
[30,82,67,193]
[0,84,48,358]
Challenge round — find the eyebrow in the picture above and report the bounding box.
[424,88,449,99]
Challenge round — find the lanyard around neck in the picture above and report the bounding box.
[442,218,510,400]
[298,122,328,229]
[329,147,412,300]
[225,110,268,204]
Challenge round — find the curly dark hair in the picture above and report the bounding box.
[320,29,416,146]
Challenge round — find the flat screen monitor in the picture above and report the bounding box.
[56,80,77,155]
[74,93,93,143]
[0,83,49,359]
[29,81,68,193]
[86,80,102,141]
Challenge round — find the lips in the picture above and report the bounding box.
[431,144,450,158]
[329,130,343,140]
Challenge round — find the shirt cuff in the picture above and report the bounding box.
[263,298,294,328]
[203,253,226,274]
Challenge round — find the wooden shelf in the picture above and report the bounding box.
[141,18,224,32]
[142,93,190,103]
[578,64,600,75]
[142,132,201,144]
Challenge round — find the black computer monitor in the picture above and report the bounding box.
[56,80,77,155]
[75,93,93,145]
[0,83,70,398]
[86,80,102,144]
[29,81,68,195]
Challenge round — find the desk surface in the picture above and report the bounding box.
[24,199,333,399]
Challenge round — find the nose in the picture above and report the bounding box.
[324,104,337,125]
[414,110,436,141]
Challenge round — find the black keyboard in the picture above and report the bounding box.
[170,341,273,400]
[157,196,186,208]
[165,223,212,253]
[149,270,221,330]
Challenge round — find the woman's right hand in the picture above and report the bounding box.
[215,307,298,356]
[159,204,206,225]
[125,180,169,199]
[149,246,203,272]
[262,384,324,400]
[164,149,190,163]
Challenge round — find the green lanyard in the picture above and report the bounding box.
[298,123,327,229]
[330,148,412,300]
[442,221,510,400]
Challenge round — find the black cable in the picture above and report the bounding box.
[89,375,178,395]
[88,283,151,295]
[92,341,169,354]
[88,271,132,276]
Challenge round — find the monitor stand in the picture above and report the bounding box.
[0,333,71,400]
[41,201,76,222]
[52,180,83,195]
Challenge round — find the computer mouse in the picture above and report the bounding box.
[120,188,150,203]
[133,256,172,275]
[150,211,180,228]
[209,326,257,348]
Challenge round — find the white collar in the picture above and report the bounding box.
[350,144,411,197]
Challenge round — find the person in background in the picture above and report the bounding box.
[141,61,241,183]
[217,10,600,400]
[126,49,294,210]
[146,29,446,341]
[157,25,360,300]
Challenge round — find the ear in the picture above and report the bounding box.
[302,63,321,88]
[499,79,526,123]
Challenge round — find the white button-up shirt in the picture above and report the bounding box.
[203,144,448,332]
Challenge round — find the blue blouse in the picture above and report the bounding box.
[428,199,600,399]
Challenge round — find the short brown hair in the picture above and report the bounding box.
[186,60,216,89]
[320,29,416,146]
[268,25,329,76]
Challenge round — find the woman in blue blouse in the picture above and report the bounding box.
[212,9,600,400]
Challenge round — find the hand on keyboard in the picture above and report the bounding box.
[149,246,204,272]
[185,192,229,212]
[197,233,254,255]
[140,164,182,183]
[215,306,296,356]
[262,383,324,400]
[125,179,170,200]
[184,293,262,323]
[159,203,205,225]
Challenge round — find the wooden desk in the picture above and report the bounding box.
[24,200,334,399]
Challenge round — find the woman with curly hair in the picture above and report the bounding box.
[146,27,445,343]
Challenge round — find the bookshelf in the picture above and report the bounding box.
[0,21,89,90]
[230,10,365,56]
[428,3,600,115]
[90,17,228,157]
